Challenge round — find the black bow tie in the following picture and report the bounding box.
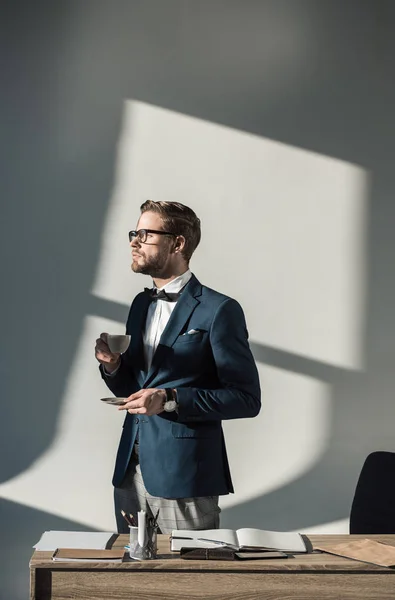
[144,287,181,302]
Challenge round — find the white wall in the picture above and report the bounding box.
[2,1,395,598]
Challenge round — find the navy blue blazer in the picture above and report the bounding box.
[101,274,261,498]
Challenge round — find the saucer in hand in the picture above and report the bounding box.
[101,397,127,406]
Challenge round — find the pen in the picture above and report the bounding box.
[121,510,133,527]
[172,536,194,540]
[197,538,239,549]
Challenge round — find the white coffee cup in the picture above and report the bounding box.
[107,334,131,354]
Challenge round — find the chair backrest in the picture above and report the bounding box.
[350,451,395,534]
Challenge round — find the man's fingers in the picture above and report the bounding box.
[95,339,121,367]
[96,338,110,350]
[96,350,113,361]
[117,389,164,416]
[100,332,109,343]
[118,403,148,414]
[126,389,145,402]
[121,398,145,410]
[128,406,148,415]
[95,339,120,357]
[118,394,148,412]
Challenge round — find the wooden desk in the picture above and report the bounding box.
[30,534,395,599]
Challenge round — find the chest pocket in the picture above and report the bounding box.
[174,331,205,344]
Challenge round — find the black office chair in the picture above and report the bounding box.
[350,451,395,534]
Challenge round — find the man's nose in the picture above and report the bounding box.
[130,237,141,248]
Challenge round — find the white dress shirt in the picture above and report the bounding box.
[143,269,192,371]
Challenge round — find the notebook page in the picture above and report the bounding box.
[171,529,238,550]
[236,529,306,552]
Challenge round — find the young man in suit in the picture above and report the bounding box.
[95,200,261,534]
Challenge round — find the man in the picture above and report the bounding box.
[95,200,261,534]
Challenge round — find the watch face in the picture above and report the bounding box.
[164,400,177,412]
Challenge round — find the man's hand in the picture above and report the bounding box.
[118,388,166,416]
[95,332,121,374]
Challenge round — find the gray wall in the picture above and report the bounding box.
[1,1,395,597]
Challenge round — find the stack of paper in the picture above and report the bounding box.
[33,531,116,551]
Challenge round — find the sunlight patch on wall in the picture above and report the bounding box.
[0,316,124,530]
[93,99,368,370]
[221,363,331,509]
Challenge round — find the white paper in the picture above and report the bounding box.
[33,531,115,551]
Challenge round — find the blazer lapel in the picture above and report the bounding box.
[127,292,151,386]
[143,275,202,387]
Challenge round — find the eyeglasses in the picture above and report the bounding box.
[128,229,177,244]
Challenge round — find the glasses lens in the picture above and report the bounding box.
[129,230,147,243]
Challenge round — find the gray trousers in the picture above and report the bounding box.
[114,447,221,534]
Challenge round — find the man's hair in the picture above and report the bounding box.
[140,200,201,262]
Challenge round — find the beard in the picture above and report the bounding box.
[131,248,169,278]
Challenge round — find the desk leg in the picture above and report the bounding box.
[30,568,52,600]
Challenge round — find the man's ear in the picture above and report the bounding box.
[173,235,186,254]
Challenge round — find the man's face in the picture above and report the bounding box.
[130,211,174,277]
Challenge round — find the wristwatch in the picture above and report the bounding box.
[163,388,178,412]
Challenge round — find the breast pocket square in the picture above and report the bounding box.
[182,329,202,335]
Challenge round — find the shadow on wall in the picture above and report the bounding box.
[2,1,395,599]
[0,498,100,600]
[222,344,365,530]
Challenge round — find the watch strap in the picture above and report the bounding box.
[165,388,174,402]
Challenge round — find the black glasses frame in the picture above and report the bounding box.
[128,229,178,244]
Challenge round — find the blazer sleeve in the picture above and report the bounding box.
[99,356,138,398]
[99,301,139,398]
[176,298,261,422]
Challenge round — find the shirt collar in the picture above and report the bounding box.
[155,269,192,294]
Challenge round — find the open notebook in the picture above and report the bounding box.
[171,528,307,553]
